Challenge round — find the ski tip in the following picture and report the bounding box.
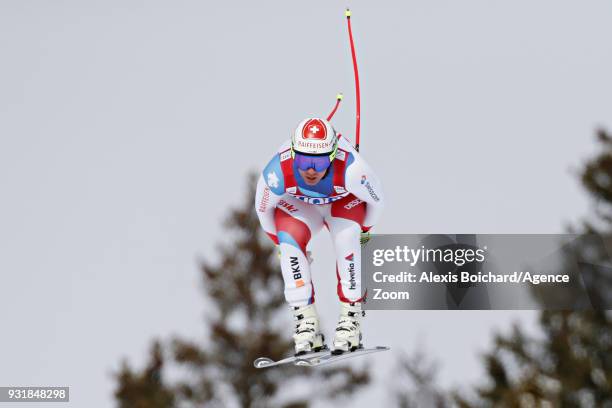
[345,9,351,18]
[253,357,273,368]
[336,93,343,100]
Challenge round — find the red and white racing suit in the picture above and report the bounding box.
[255,137,384,307]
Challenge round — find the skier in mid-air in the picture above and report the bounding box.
[254,117,384,355]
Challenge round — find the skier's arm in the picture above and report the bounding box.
[254,156,285,244]
[345,156,385,231]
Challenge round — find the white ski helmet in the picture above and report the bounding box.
[291,118,338,159]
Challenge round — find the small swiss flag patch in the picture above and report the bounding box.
[302,119,327,140]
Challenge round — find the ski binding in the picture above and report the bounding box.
[254,348,330,369]
[295,346,390,367]
[254,346,389,368]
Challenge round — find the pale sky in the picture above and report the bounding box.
[1,1,611,407]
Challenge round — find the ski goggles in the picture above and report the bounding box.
[293,152,333,172]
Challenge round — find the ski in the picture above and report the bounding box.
[294,346,390,367]
[253,349,331,369]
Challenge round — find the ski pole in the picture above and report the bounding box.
[345,8,361,152]
[326,93,343,121]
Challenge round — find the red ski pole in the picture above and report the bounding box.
[326,93,343,121]
[345,8,361,152]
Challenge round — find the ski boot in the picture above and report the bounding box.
[332,302,364,355]
[292,304,326,356]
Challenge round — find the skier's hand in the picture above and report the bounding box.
[360,231,370,245]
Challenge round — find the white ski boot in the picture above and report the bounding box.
[292,304,326,356]
[332,302,364,355]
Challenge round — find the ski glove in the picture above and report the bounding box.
[360,231,370,246]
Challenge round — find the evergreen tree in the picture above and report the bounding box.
[455,130,612,407]
[115,341,175,408]
[391,130,612,408]
[114,173,369,408]
[392,351,450,408]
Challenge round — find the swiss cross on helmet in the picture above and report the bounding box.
[291,118,338,161]
[301,118,328,140]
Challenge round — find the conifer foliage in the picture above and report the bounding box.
[456,130,612,407]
